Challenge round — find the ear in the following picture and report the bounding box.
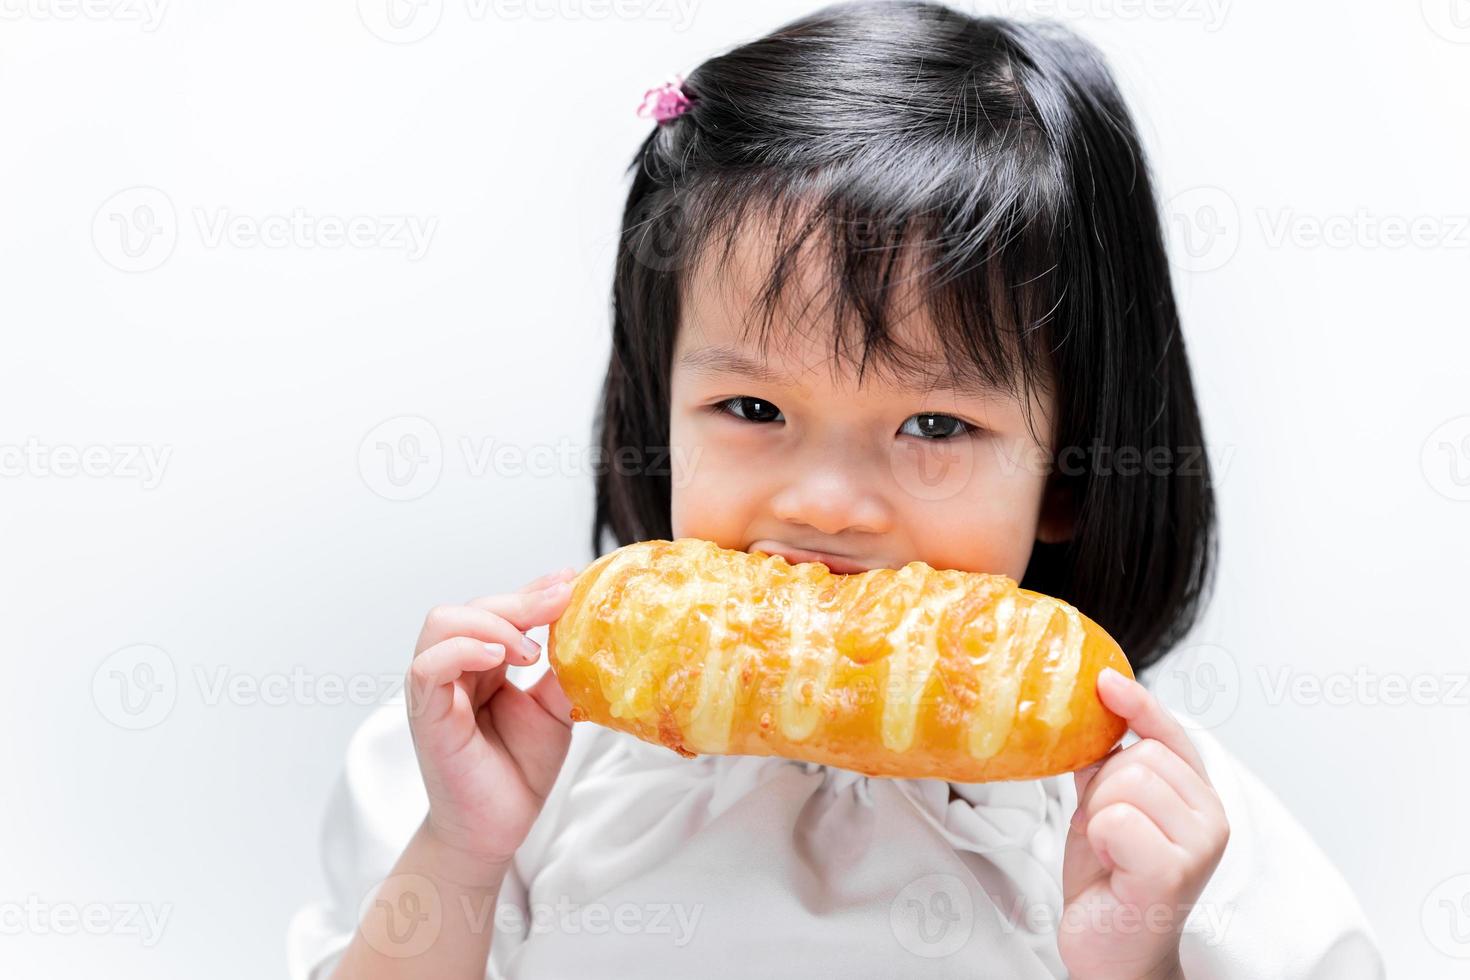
[1036,475,1077,545]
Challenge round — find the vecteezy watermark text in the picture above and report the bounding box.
[997,0,1230,32]
[356,873,703,958]
[464,894,702,945]
[0,896,171,946]
[0,0,169,29]
[92,644,409,730]
[358,416,705,502]
[356,0,699,43]
[93,186,437,272]
[1258,665,1470,708]
[0,438,171,489]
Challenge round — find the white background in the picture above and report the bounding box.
[3,0,1467,976]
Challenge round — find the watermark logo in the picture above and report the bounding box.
[1152,642,1240,730]
[359,416,444,502]
[93,186,178,273]
[1422,0,1470,43]
[1167,185,1240,273]
[890,873,974,958]
[626,197,690,274]
[889,437,977,503]
[92,644,178,730]
[358,874,443,958]
[1423,873,1470,958]
[357,0,444,43]
[1422,415,1470,502]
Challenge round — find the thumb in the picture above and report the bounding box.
[1072,758,1104,803]
[1072,737,1123,803]
[528,664,575,727]
[1070,747,1117,826]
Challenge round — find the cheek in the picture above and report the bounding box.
[896,446,1049,580]
[668,419,760,545]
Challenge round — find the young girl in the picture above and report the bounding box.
[291,3,1384,977]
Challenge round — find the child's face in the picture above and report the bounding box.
[667,223,1068,580]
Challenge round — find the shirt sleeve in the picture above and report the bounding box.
[1167,725,1387,979]
[484,720,619,978]
[285,684,610,980]
[285,702,429,980]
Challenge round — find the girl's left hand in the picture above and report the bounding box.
[1059,667,1230,980]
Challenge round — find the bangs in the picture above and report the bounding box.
[637,118,1068,447]
[600,3,1217,674]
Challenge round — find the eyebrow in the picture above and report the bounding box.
[677,344,1010,397]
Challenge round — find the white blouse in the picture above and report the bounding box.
[288,691,1385,978]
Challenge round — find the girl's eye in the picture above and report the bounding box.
[715,396,784,424]
[899,413,972,440]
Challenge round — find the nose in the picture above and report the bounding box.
[767,446,894,537]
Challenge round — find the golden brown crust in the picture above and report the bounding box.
[547,537,1132,782]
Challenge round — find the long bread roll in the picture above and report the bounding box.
[547,537,1132,782]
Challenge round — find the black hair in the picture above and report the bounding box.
[591,0,1216,676]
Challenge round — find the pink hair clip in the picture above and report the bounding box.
[636,74,692,124]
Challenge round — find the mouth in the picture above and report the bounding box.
[746,539,879,575]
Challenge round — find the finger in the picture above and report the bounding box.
[1077,736,1218,819]
[1078,762,1206,849]
[527,665,575,728]
[489,681,575,799]
[465,579,575,631]
[1097,667,1209,780]
[406,636,507,725]
[1072,743,1120,801]
[514,566,579,595]
[1072,762,1101,804]
[1086,801,1184,887]
[416,604,547,662]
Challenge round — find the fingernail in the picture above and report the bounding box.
[485,642,506,658]
[1099,667,1124,687]
[542,581,572,598]
[520,633,541,657]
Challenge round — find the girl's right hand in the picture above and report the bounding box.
[404,566,581,883]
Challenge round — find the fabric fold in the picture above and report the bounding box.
[287,703,1387,980]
